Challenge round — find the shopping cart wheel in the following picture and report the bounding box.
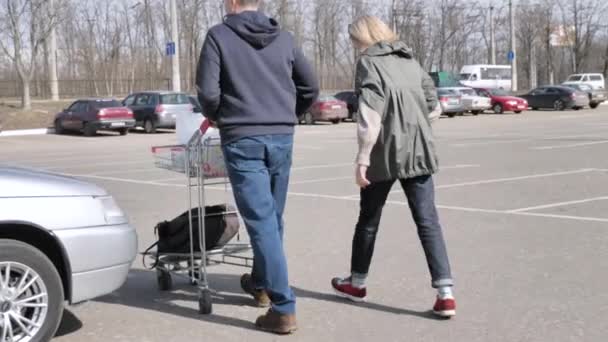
[157,268,173,291]
[199,289,213,314]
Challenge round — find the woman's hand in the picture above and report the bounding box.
[355,164,371,188]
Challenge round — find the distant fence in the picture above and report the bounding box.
[0,79,174,99]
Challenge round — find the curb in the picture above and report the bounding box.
[0,128,55,137]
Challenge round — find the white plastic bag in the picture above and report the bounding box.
[176,111,205,145]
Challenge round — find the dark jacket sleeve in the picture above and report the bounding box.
[292,46,319,116]
[196,32,221,122]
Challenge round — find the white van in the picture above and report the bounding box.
[459,65,512,90]
[563,73,605,90]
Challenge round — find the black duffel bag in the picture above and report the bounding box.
[144,204,239,268]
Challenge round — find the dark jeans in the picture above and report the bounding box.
[351,175,453,288]
[222,134,295,314]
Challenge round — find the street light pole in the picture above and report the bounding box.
[509,0,517,92]
[48,0,59,100]
[170,0,181,92]
[490,3,496,65]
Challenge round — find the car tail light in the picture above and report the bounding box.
[126,109,134,118]
[439,96,448,103]
[320,102,332,110]
[571,93,577,99]
[97,109,106,119]
[155,104,165,113]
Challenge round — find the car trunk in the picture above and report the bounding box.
[97,107,133,120]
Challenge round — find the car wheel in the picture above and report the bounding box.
[493,104,504,114]
[331,119,340,125]
[514,111,522,114]
[144,119,157,134]
[53,120,64,135]
[553,100,566,111]
[304,113,314,125]
[447,113,455,118]
[532,107,538,111]
[471,110,481,115]
[0,239,64,342]
[83,123,96,137]
[590,102,599,109]
[118,128,129,136]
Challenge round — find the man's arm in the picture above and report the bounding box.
[196,33,221,122]
[292,46,319,116]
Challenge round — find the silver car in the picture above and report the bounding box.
[437,88,465,117]
[0,166,137,341]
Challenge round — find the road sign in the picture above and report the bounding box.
[507,50,515,61]
[166,42,176,56]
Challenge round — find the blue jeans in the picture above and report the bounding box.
[351,175,453,288]
[222,134,295,314]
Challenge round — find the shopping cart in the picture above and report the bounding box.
[144,123,252,314]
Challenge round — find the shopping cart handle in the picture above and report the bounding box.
[200,119,210,134]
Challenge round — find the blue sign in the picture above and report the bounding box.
[507,50,515,61]
[166,42,175,56]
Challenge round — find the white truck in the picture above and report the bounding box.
[459,65,512,90]
[562,73,605,90]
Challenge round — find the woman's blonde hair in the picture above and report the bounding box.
[349,16,398,47]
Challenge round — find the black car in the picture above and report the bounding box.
[561,83,607,109]
[334,91,359,121]
[122,91,192,133]
[518,86,590,111]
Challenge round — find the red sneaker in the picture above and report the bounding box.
[433,296,456,318]
[331,277,367,302]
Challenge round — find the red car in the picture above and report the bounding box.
[300,95,348,125]
[474,88,528,114]
[54,99,135,136]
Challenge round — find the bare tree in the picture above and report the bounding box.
[0,0,61,109]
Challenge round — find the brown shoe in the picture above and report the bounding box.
[240,274,270,307]
[255,309,297,335]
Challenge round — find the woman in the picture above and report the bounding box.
[331,16,455,318]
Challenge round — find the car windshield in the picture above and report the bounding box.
[319,95,337,102]
[567,75,583,82]
[93,100,122,109]
[459,89,476,96]
[459,73,471,80]
[489,89,509,96]
[160,93,189,105]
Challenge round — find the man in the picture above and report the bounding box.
[196,0,318,335]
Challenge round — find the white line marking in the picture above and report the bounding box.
[290,176,352,185]
[532,140,608,150]
[434,169,595,189]
[91,168,168,176]
[43,159,152,170]
[68,173,608,224]
[507,196,608,213]
[65,173,183,188]
[291,163,353,171]
[452,139,530,147]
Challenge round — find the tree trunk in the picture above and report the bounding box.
[22,80,32,110]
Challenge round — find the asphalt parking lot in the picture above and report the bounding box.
[1,108,608,342]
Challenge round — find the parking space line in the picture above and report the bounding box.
[532,140,608,150]
[291,162,353,171]
[507,196,608,213]
[91,168,169,176]
[290,176,352,185]
[44,159,152,170]
[64,173,183,188]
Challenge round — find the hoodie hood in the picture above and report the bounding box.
[224,11,280,49]
[363,41,413,59]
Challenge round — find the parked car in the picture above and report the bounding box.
[0,166,137,341]
[441,87,491,115]
[54,99,135,136]
[437,88,464,118]
[474,88,528,114]
[561,83,606,109]
[563,73,605,90]
[122,91,193,133]
[519,86,590,111]
[188,95,203,114]
[459,64,512,89]
[334,91,359,121]
[300,95,348,125]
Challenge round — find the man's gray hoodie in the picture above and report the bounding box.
[196,11,319,144]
